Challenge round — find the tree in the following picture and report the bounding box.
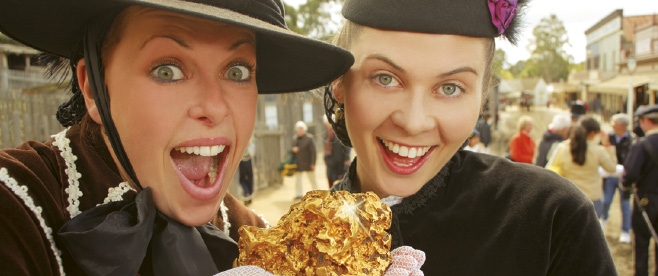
[525,15,571,83]
[493,48,506,75]
[284,0,343,40]
[509,60,526,78]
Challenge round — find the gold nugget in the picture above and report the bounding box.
[236,190,392,275]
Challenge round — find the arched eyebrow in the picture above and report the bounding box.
[142,34,191,49]
[363,54,479,77]
[439,67,479,78]
[230,38,256,51]
[363,54,404,72]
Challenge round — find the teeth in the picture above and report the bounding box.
[175,145,226,157]
[409,148,417,158]
[381,139,430,158]
[208,156,219,184]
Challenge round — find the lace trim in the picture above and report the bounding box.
[220,201,230,235]
[52,128,83,218]
[100,182,136,205]
[381,196,403,207]
[0,168,66,276]
[255,212,271,229]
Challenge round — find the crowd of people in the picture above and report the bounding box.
[501,100,658,276]
[3,0,658,274]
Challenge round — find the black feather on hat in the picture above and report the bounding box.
[342,0,529,45]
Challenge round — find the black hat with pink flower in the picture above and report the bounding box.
[341,0,528,45]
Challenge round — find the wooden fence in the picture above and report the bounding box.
[1,69,68,149]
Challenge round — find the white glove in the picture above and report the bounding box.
[384,246,426,276]
[213,266,273,276]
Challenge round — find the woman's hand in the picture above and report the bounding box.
[384,246,426,276]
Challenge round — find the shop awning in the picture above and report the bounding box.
[589,72,658,95]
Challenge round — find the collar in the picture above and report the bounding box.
[332,157,453,248]
[645,128,658,137]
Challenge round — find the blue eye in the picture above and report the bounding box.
[151,65,184,82]
[226,65,251,81]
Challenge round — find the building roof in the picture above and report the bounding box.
[0,43,40,55]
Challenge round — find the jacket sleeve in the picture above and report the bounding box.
[599,146,617,173]
[622,142,646,187]
[547,194,618,275]
[0,149,65,276]
[212,193,267,243]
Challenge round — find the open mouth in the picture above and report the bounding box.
[170,145,229,200]
[378,138,433,174]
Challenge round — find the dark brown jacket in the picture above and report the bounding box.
[0,125,265,275]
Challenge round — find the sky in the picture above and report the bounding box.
[282,0,657,66]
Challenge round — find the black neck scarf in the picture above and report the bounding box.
[82,11,143,189]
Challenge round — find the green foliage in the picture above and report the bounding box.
[509,60,526,78]
[525,14,572,83]
[284,0,343,40]
[493,48,506,75]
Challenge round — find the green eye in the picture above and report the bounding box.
[226,65,250,81]
[151,65,184,82]
[378,75,393,85]
[442,84,458,95]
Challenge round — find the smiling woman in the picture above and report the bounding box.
[0,0,353,275]
[325,0,618,274]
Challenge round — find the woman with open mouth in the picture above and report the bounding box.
[0,0,353,275]
[326,0,617,274]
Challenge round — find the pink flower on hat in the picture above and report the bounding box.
[488,0,517,34]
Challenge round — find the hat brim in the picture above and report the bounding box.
[0,0,353,93]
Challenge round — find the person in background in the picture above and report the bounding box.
[509,115,535,163]
[464,129,488,154]
[622,105,658,276]
[323,116,351,188]
[545,116,617,219]
[535,113,570,167]
[292,121,319,200]
[0,0,354,274]
[569,101,587,137]
[239,137,256,206]
[324,0,617,273]
[476,114,492,151]
[600,113,633,243]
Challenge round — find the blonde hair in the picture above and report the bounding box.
[517,115,533,132]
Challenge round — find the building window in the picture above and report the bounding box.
[303,102,313,123]
[265,105,278,129]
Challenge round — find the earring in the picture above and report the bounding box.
[334,106,344,120]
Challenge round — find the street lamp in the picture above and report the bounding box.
[627,56,637,130]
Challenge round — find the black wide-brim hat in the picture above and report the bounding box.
[0,0,354,93]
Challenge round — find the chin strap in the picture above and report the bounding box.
[83,16,143,190]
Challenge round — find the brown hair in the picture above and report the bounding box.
[569,117,600,165]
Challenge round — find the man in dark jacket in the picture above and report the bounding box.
[292,121,318,199]
[535,114,570,167]
[622,105,658,276]
[601,113,633,243]
[323,117,351,188]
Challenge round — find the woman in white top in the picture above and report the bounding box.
[546,116,617,218]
